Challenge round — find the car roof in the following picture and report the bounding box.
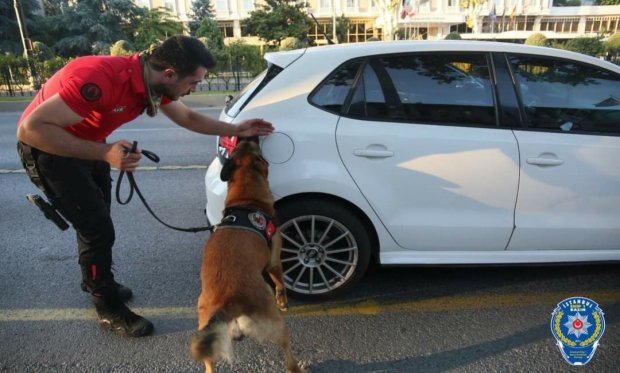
[265,40,620,72]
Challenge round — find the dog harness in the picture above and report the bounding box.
[216,206,277,246]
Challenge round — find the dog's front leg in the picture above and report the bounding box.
[204,359,215,373]
[267,230,288,311]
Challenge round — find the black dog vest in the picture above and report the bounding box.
[216,206,277,246]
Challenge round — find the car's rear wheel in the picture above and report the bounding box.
[277,199,371,300]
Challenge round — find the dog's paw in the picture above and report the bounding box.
[288,361,309,373]
[275,289,289,311]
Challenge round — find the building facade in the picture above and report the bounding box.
[139,0,620,43]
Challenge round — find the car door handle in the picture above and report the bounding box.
[526,157,564,166]
[353,149,394,158]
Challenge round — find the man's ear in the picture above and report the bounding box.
[163,68,176,80]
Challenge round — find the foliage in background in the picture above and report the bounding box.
[41,0,143,57]
[110,40,135,56]
[604,32,620,56]
[243,0,310,45]
[196,18,224,50]
[445,32,462,40]
[524,33,548,47]
[279,37,303,51]
[0,0,42,54]
[335,14,350,44]
[128,7,184,51]
[189,0,215,35]
[564,37,603,56]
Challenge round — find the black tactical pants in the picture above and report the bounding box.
[17,142,117,295]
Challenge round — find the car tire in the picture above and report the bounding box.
[277,199,371,300]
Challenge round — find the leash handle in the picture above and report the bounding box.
[115,141,214,233]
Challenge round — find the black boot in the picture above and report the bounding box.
[92,294,153,337]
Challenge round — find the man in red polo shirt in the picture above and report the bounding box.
[16,35,273,337]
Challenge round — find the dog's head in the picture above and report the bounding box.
[220,137,268,182]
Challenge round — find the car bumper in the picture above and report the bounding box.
[205,156,227,225]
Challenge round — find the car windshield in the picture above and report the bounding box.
[224,63,283,117]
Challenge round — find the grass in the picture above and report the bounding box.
[0,95,35,102]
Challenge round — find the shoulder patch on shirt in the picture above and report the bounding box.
[80,83,102,102]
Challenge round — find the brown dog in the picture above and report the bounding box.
[190,138,307,373]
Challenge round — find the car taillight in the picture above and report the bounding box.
[217,136,238,162]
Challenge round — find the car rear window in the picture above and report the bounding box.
[309,59,364,114]
[224,63,283,117]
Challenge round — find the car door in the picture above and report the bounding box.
[336,52,520,251]
[506,54,620,250]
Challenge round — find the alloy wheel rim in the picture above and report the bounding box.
[280,214,358,295]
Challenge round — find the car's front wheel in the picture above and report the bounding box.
[277,199,371,300]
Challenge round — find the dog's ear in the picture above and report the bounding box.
[220,158,236,182]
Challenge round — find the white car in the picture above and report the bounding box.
[206,41,620,300]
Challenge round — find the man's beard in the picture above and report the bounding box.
[151,83,183,101]
[151,84,178,100]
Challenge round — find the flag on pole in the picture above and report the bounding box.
[522,0,527,15]
[509,3,517,19]
[489,1,497,20]
[400,0,416,19]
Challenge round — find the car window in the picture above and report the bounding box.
[309,59,363,113]
[348,53,496,127]
[224,64,283,117]
[509,55,620,134]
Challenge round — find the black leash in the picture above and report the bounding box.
[115,141,215,233]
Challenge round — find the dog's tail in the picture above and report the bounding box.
[190,311,232,362]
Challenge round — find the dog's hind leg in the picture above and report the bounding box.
[238,306,307,373]
[278,323,307,373]
[266,230,288,311]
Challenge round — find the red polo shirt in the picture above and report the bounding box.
[18,53,171,143]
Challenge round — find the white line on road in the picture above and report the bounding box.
[0,165,208,174]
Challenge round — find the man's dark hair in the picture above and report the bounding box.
[148,35,216,77]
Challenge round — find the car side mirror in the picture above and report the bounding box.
[225,95,233,105]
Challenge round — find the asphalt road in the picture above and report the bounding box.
[1,108,619,372]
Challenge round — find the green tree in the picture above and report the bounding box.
[604,32,620,59]
[110,40,135,56]
[92,41,111,55]
[279,37,302,51]
[336,15,350,43]
[129,8,184,51]
[564,37,603,57]
[44,0,143,57]
[445,32,462,40]
[189,0,215,35]
[243,0,310,46]
[32,41,53,60]
[0,0,42,53]
[195,18,224,50]
[525,33,548,47]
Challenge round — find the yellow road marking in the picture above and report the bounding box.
[286,289,620,317]
[1,290,618,322]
